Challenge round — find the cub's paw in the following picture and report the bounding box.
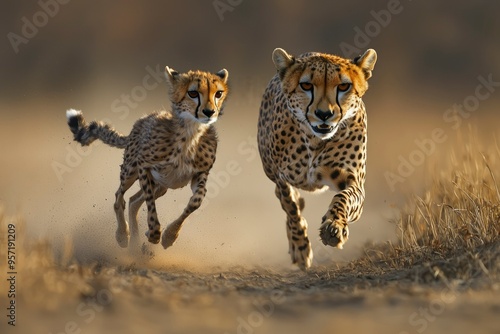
[319,220,349,249]
[145,229,161,244]
[115,226,130,248]
[161,220,183,249]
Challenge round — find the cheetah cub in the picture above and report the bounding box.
[66,67,229,249]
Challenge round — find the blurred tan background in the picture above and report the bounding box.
[1,0,500,268]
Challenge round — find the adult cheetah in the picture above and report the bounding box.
[258,48,377,269]
[66,67,229,249]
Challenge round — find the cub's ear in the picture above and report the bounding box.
[272,48,295,78]
[216,69,229,83]
[353,49,377,80]
[165,66,182,99]
[165,66,180,84]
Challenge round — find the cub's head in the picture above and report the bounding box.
[165,67,229,125]
[272,48,376,140]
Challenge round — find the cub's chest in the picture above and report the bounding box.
[150,162,195,189]
[149,142,215,189]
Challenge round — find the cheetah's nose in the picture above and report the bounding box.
[314,109,334,122]
[202,109,216,117]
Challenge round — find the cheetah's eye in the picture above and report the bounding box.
[214,91,223,99]
[300,82,313,91]
[337,83,351,92]
[187,91,199,98]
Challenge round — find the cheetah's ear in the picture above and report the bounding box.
[353,49,377,80]
[272,48,295,78]
[216,69,229,83]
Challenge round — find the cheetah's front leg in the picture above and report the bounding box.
[320,180,365,249]
[161,172,208,249]
[275,181,312,270]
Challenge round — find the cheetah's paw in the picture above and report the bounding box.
[319,220,349,249]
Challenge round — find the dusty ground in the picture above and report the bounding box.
[1,242,499,334]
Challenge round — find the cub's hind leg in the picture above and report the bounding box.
[114,164,138,248]
[138,168,162,244]
[128,185,167,246]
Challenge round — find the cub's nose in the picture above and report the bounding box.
[202,109,215,117]
[314,109,334,122]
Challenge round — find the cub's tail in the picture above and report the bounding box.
[66,109,128,149]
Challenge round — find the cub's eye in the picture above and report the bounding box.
[187,91,199,98]
[337,83,351,92]
[214,90,223,99]
[300,82,313,91]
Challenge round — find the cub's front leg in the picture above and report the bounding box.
[161,171,208,249]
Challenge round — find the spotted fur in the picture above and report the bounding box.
[258,48,377,269]
[66,67,229,249]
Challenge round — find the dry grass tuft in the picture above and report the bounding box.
[399,137,499,251]
[398,146,500,255]
[359,133,500,287]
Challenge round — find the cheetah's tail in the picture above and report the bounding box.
[66,109,128,149]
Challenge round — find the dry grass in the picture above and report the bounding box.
[357,134,500,289]
[399,143,499,254]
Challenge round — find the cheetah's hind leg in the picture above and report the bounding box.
[275,183,313,270]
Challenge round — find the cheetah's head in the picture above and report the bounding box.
[165,67,229,125]
[272,48,376,140]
